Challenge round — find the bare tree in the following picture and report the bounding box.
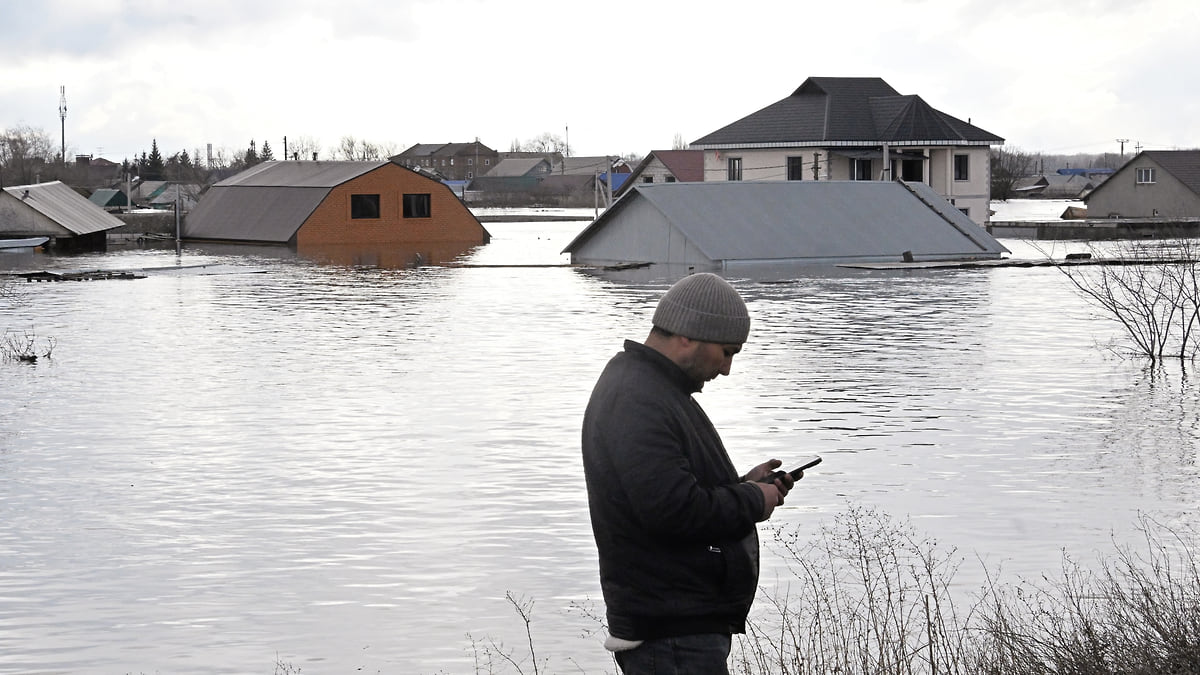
[1,124,56,184]
[287,135,322,161]
[1054,237,1200,362]
[990,145,1035,200]
[672,133,688,150]
[515,132,567,155]
[333,136,397,161]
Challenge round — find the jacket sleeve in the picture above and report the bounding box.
[603,392,764,542]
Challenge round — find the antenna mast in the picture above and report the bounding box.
[59,85,67,163]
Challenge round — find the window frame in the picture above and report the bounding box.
[953,154,970,181]
[350,193,381,220]
[1136,167,1156,184]
[727,157,742,181]
[786,156,805,181]
[402,193,432,219]
[850,158,872,181]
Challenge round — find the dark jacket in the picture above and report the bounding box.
[581,340,765,640]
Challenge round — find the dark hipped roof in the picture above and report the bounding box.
[186,161,390,242]
[692,76,1003,148]
[2,181,126,235]
[563,180,1008,264]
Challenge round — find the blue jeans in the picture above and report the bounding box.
[615,633,732,675]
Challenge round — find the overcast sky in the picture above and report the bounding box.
[3,0,1198,164]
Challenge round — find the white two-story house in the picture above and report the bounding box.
[690,77,1004,225]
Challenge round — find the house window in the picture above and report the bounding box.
[665,176,676,183]
[1136,167,1156,184]
[350,194,380,219]
[467,158,473,166]
[850,158,872,181]
[485,159,490,166]
[954,154,970,181]
[900,158,924,182]
[643,176,654,183]
[403,193,431,218]
[467,171,473,179]
[786,156,804,181]
[959,207,970,217]
[727,157,742,181]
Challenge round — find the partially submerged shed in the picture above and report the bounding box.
[185,161,490,251]
[1,181,127,250]
[562,180,1009,268]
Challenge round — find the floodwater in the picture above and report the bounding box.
[1,218,1197,674]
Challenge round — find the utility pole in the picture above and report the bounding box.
[1116,138,1129,158]
[59,85,67,163]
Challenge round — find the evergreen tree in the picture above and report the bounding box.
[244,140,259,167]
[260,140,274,162]
[145,139,165,180]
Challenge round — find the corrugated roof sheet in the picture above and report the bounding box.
[2,181,126,235]
[564,180,1009,264]
[184,185,328,242]
[215,161,389,188]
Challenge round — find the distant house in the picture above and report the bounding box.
[0,181,126,250]
[562,181,1009,268]
[184,161,490,253]
[690,76,1004,226]
[89,188,130,211]
[391,141,499,181]
[617,150,704,197]
[1083,150,1200,219]
[553,156,632,177]
[1013,174,1097,200]
[486,158,554,179]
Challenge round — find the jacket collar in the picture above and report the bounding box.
[623,339,703,394]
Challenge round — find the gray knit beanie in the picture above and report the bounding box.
[652,273,750,344]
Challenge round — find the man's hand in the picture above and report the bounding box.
[752,482,783,521]
[744,458,796,521]
[744,458,796,496]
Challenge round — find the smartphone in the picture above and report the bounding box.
[761,456,821,483]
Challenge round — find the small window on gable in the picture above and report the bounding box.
[403,193,431,218]
[665,176,676,183]
[643,176,654,183]
[1136,167,1156,184]
[954,154,970,181]
[351,194,380,219]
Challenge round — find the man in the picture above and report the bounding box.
[581,272,797,675]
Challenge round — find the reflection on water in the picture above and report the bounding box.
[1,223,1198,674]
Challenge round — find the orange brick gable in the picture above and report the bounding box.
[296,163,487,246]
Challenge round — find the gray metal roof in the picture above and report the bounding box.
[487,158,550,177]
[184,185,328,242]
[2,181,126,236]
[214,160,389,188]
[564,180,1009,264]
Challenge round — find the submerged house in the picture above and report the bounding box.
[1,181,126,250]
[562,180,1009,268]
[690,76,1004,226]
[616,150,705,198]
[185,161,490,254]
[1083,150,1200,219]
